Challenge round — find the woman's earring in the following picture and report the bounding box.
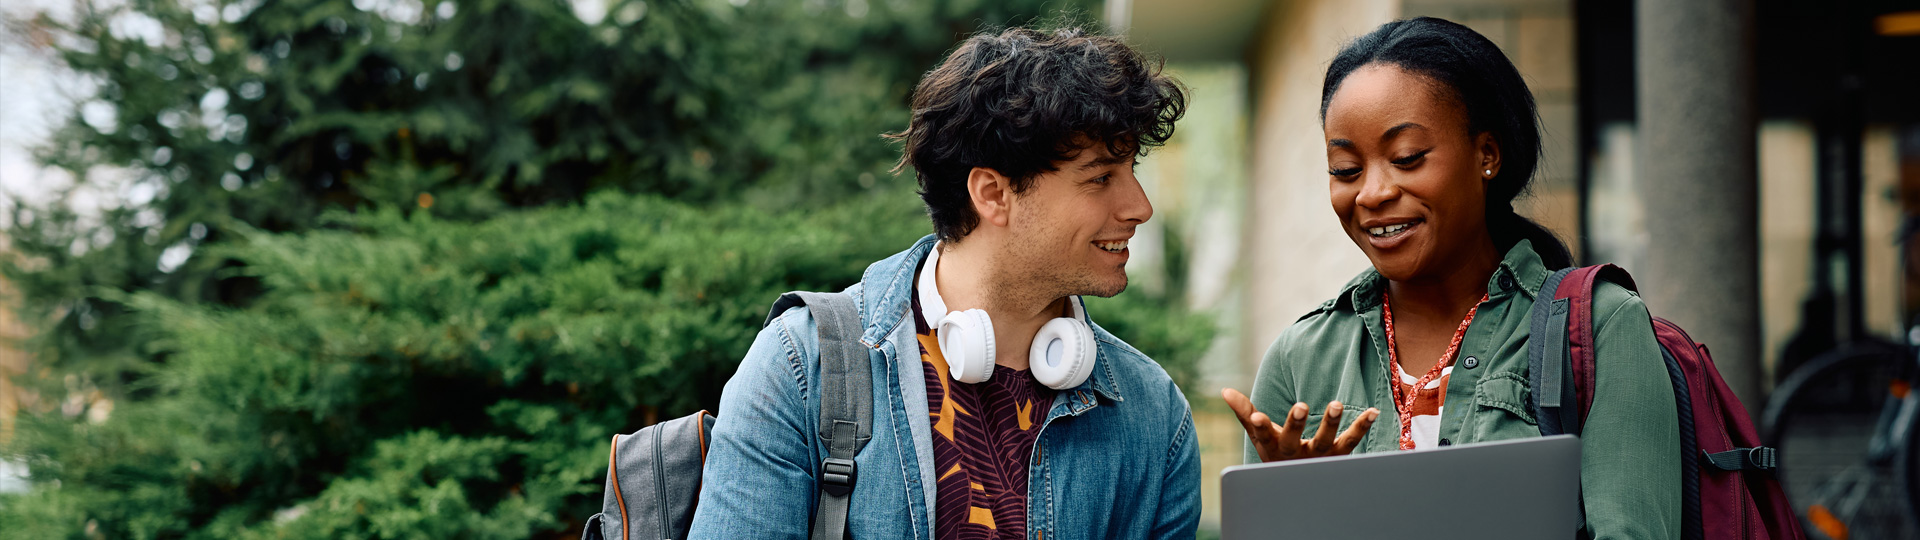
[1484,169,1493,177]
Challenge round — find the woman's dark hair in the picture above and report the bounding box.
[1321,17,1574,270]
[889,25,1187,244]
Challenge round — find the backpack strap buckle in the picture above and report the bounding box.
[820,458,857,496]
[1703,447,1776,471]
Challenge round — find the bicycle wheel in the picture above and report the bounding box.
[1762,343,1918,540]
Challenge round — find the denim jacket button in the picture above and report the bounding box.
[1439,438,1452,446]
[1463,356,1479,369]
[1498,275,1516,291]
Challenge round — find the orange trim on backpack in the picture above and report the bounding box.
[695,410,712,515]
[609,434,629,540]
[696,410,711,462]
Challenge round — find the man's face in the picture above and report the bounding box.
[1000,144,1154,299]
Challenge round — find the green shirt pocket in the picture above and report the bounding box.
[1466,372,1538,443]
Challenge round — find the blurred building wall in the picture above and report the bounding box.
[1757,121,1818,387]
[1864,125,1906,337]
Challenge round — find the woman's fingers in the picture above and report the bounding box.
[1222,390,1376,462]
[1246,411,1283,461]
[1220,388,1265,437]
[1254,403,1309,461]
[1308,401,1343,451]
[1331,408,1380,455]
[1276,402,1309,445]
[1221,388,1287,461]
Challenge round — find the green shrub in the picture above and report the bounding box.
[2,192,1211,538]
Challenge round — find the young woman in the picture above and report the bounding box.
[1220,17,1680,539]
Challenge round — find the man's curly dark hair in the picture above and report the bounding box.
[888,25,1187,244]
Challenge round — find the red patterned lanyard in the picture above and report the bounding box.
[1382,291,1488,450]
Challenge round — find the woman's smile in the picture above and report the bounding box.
[1362,218,1425,251]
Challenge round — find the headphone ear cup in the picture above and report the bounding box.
[1029,317,1095,390]
[938,309,995,384]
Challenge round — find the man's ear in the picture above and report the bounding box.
[1475,132,1503,181]
[967,167,1015,228]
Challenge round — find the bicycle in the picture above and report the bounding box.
[1760,334,1920,540]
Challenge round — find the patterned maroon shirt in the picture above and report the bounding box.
[912,293,1055,540]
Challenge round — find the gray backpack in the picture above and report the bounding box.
[583,291,872,540]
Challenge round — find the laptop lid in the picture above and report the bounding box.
[1220,434,1581,540]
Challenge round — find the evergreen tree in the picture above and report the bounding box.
[2,0,1101,388]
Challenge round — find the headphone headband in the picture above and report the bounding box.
[917,243,950,326]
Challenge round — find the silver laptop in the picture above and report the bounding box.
[1220,435,1581,540]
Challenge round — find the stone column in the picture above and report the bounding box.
[1636,0,1763,412]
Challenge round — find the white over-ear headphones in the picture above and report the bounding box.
[917,244,1097,390]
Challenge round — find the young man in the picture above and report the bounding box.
[690,26,1195,539]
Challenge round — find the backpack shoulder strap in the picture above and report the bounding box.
[766,291,870,540]
[1561,264,1636,424]
[1530,264,1638,436]
[1530,267,1579,436]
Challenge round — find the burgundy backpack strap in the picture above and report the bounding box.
[1551,264,1638,423]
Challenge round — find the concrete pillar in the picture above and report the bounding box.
[1636,0,1763,413]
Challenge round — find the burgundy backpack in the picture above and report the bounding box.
[1528,264,1804,540]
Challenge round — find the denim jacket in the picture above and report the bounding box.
[691,235,1201,540]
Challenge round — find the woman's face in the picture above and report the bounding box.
[1324,64,1501,282]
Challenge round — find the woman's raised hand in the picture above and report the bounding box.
[1220,388,1380,462]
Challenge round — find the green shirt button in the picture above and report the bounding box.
[1463,356,1480,369]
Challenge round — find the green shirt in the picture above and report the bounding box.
[1248,240,1681,540]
